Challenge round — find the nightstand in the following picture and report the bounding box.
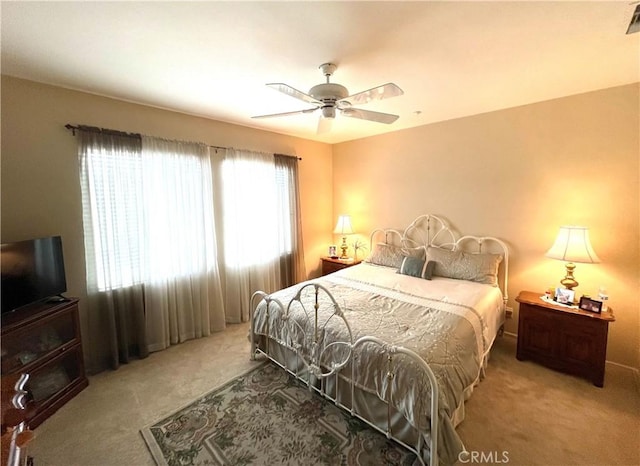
[321,257,362,276]
[515,290,615,387]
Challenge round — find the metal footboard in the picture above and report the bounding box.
[250,283,439,466]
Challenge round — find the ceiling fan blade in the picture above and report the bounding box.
[252,108,317,119]
[341,108,399,124]
[317,116,333,134]
[267,83,323,105]
[340,83,404,106]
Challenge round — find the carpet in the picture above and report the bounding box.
[141,362,416,466]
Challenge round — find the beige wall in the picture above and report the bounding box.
[333,83,640,369]
[1,76,333,358]
[3,76,638,369]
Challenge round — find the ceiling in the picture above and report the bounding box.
[1,1,638,144]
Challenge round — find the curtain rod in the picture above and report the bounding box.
[65,124,302,161]
[65,124,139,139]
[275,153,302,161]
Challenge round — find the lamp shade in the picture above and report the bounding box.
[333,215,354,235]
[545,226,600,264]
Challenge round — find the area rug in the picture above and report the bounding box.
[141,362,417,466]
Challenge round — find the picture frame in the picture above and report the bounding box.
[328,245,338,258]
[555,287,575,304]
[579,296,602,314]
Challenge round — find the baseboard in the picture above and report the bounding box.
[503,331,517,339]
[605,359,640,387]
[605,359,639,371]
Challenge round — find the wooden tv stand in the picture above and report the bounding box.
[1,298,88,428]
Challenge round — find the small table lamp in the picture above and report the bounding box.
[545,226,600,290]
[333,215,353,259]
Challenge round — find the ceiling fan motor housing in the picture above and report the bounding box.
[309,83,349,104]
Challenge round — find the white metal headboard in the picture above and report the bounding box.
[369,227,403,247]
[402,214,456,250]
[369,214,456,251]
[368,214,509,306]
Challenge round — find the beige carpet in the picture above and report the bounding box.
[29,322,639,466]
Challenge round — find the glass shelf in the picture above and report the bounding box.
[1,308,77,374]
[27,347,82,403]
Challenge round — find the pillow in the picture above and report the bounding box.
[365,243,424,268]
[426,246,503,286]
[398,256,427,278]
[364,243,405,268]
[404,246,426,260]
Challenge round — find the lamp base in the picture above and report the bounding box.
[560,262,578,290]
[339,236,348,259]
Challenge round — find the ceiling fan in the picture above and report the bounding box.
[252,63,404,133]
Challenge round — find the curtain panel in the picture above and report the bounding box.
[212,149,306,323]
[274,154,306,285]
[140,137,226,351]
[78,130,147,371]
[78,128,305,372]
[79,132,225,371]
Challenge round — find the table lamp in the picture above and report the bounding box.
[545,226,600,290]
[333,215,353,259]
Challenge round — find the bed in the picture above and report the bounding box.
[249,214,509,466]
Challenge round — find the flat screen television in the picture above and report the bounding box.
[1,236,67,313]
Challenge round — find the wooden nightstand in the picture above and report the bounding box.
[515,291,615,387]
[321,257,362,276]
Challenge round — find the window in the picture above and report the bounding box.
[221,153,293,267]
[80,137,144,291]
[79,133,216,292]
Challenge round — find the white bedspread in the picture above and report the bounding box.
[252,262,505,464]
[329,263,505,359]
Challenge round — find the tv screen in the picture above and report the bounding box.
[1,236,67,313]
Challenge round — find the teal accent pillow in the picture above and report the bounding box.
[398,256,427,278]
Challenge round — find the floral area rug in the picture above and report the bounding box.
[141,362,417,466]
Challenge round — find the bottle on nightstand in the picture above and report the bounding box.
[598,286,609,313]
[545,286,555,300]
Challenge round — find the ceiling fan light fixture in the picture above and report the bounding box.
[321,106,336,119]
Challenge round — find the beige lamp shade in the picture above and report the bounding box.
[546,226,599,290]
[333,215,353,259]
[545,226,600,263]
[333,215,354,235]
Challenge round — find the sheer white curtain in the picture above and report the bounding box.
[140,136,225,351]
[79,130,225,370]
[212,148,304,322]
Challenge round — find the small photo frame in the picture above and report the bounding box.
[555,287,575,304]
[579,296,602,314]
[328,245,338,258]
